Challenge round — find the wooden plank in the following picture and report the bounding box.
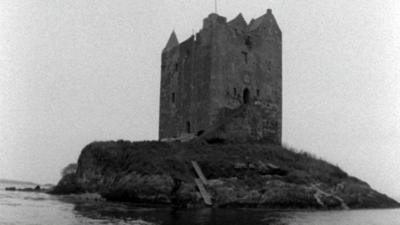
[267,163,279,170]
[194,178,212,206]
[191,161,208,185]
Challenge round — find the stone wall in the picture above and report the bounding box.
[159,10,282,144]
[201,104,280,144]
[159,30,213,138]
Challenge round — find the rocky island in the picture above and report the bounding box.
[52,140,399,209]
[52,10,399,210]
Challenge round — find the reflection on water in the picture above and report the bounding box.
[72,200,289,225]
[0,189,399,225]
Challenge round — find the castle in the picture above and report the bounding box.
[159,9,282,144]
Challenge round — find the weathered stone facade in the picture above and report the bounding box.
[159,9,282,144]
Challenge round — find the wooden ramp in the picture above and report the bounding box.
[191,161,208,185]
[191,161,212,206]
[194,178,212,206]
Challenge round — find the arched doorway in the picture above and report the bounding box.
[243,88,250,104]
[186,121,191,133]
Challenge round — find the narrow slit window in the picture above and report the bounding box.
[245,36,252,49]
[241,51,248,64]
[186,121,191,133]
[243,88,250,104]
[171,92,175,103]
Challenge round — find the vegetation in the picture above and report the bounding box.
[61,163,78,177]
[52,140,400,209]
[51,163,80,194]
[76,140,347,184]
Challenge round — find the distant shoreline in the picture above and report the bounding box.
[0,179,38,186]
[1,179,55,192]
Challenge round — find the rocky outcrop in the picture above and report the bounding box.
[51,173,83,194]
[53,140,400,209]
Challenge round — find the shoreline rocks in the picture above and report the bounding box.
[51,140,400,210]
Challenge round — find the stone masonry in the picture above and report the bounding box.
[159,9,282,144]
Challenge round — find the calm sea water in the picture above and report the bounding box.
[0,188,399,225]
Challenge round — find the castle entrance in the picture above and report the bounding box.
[243,88,250,104]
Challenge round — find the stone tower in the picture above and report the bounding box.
[159,9,282,144]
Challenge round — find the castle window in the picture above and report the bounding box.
[241,51,248,64]
[233,88,237,95]
[245,36,252,49]
[186,121,191,133]
[243,88,250,104]
[175,63,179,71]
[171,92,175,103]
[233,28,239,36]
[257,89,260,97]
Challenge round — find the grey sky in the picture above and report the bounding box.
[0,0,399,198]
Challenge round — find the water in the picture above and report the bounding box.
[0,189,399,225]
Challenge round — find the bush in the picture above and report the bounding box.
[61,163,77,177]
[51,173,83,194]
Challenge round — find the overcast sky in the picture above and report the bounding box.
[0,0,399,198]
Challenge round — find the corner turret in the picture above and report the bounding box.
[163,31,179,53]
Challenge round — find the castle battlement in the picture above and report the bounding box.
[159,9,282,144]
